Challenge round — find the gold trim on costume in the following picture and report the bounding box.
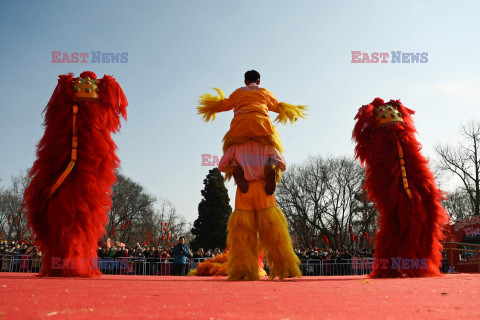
[48,105,79,198]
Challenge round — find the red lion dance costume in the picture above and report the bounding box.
[24,71,127,277]
[353,98,449,277]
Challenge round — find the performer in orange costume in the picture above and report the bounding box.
[23,71,127,277]
[198,70,306,194]
[197,70,306,280]
[352,98,449,277]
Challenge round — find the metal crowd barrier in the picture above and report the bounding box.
[443,241,480,273]
[98,257,207,275]
[0,255,450,276]
[1,255,43,273]
[0,256,208,276]
[300,258,374,276]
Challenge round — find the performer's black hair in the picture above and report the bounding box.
[245,70,260,82]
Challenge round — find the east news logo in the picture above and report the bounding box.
[51,51,128,63]
[351,51,428,63]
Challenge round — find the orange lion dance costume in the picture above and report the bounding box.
[352,98,449,277]
[197,74,306,280]
[189,251,267,277]
[24,71,127,277]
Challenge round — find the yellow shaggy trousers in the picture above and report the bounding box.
[227,180,301,280]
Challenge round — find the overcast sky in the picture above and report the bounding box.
[1,1,479,223]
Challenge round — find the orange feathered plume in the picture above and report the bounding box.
[194,252,229,276]
[23,71,127,277]
[190,251,267,277]
[352,98,449,277]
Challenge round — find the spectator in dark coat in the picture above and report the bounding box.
[171,237,192,276]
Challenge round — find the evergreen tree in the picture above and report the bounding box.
[191,168,232,250]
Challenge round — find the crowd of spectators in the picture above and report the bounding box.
[1,240,376,264]
[1,240,226,262]
[0,241,42,272]
[97,245,171,260]
[96,244,224,261]
[1,239,380,276]
[1,239,452,276]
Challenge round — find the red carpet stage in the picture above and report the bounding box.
[1,273,479,319]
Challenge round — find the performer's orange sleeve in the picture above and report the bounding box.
[263,88,280,113]
[214,92,236,112]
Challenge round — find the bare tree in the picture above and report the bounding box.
[353,189,378,249]
[276,156,328,248]
[107,172,190,247]
[0,172,32,243]
[107,172,156,245]
[435,121,480,216]
[276,156,377,249]
[442,188,472,222]
[145,199,191,248]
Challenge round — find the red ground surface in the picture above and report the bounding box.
[0,273,479,320]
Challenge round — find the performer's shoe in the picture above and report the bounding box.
[233,166,249,193]
[265,159,276,195]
